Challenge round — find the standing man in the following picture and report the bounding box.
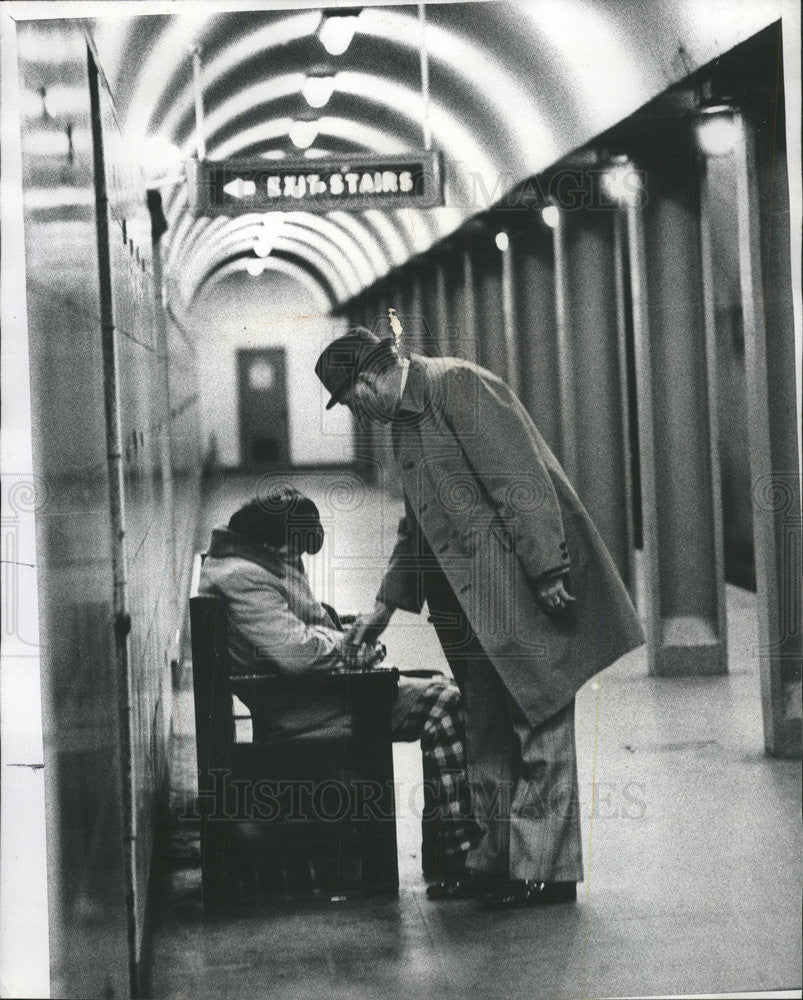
[314,328,644,908]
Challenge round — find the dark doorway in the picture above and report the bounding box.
[237,348,290,468]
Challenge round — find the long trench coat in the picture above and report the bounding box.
[377,354,645,727]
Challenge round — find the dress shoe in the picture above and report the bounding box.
[482,879,577,909]
[426,872,499,901]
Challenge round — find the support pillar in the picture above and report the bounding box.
[736,108,802,756]
[561,196,634,589]
[409,266,435,355]
[468,230,506,379]
[627,132,727,676]
[509,223,563,458]
[433,258,450,355]
[499,231,520,398]
[442,247,467,357]
[420,257,449,356]
[551,210,579,483]
[459,247,478,362]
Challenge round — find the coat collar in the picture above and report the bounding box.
[207,526,303,577]
[396,354,430,416]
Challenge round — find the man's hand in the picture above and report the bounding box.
[535,576,576,615]
[343,601,394,666]
[348,642,387,670]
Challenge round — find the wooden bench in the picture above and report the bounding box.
[188,594,400,909]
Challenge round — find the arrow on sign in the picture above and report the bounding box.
[223,177,257,199]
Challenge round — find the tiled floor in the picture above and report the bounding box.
[146,473,801,1000]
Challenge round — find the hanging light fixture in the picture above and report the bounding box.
[302,74,337,109]
[317,8,362,56]
[495,231,510,252]
[695,104,740,157]
[253,213,285,258]
[541,204,560,229]
[601,155,643,205]
[288,119,320,149]
[246,258,265,277]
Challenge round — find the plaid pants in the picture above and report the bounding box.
[391,675,480,858]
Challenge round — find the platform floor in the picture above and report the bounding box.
[146,473,801,1000]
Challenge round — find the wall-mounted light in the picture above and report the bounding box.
[601,155,642,205]
[302,74,337,109]
[541,204,560,229]
[288,119,320,149]
[695,104,740,157]
[317,8,362,56]
[495,231,510,252]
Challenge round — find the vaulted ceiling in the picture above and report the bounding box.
[77,0,785,311]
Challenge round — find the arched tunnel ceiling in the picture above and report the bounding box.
[81,0,785,312]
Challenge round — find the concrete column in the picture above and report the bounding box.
[442,247,466,357]
[420,257,450,356]
[433,258,451,355]
[468,233,506,379]
[736,109,802,756]
[361,292,375,331]
[459,248,478,362]
[551,211,579,483]
[409,266,436,355]
[499,233,520,398]
[561,196,633,589]
[509,224,563,458]
[627,134,727,677]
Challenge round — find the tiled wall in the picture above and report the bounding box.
[17,20,201,997]
[166,308,202,614]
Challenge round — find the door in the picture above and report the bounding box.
[237,348,290,468]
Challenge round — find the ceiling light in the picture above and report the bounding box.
[246,259,266,277]
[495,231,510,252]
[541,205,560,229]
[696,105,740,157]
[288,120,320,149]
[317,9,361,56]
[302,74,336,109]
[253,213,285,258]
[601,156,642,205]
[261,150,287,160]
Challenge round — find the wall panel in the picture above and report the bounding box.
[16,20,203,995]
[18,22,130,998]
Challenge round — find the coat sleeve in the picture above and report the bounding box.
[224,566,345,675]
[441,366,570,582]
[375,509,426,614]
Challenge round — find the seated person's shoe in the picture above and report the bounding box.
[482,879,577,909]
[426,871,500,901]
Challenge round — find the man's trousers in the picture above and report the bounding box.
[423,559,584,883]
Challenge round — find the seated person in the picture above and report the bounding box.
[198,486,480,878]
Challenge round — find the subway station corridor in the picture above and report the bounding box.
[145,475,801,1000]
[1,2,801,998]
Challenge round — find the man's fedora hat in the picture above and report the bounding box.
[315,327,396,410]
